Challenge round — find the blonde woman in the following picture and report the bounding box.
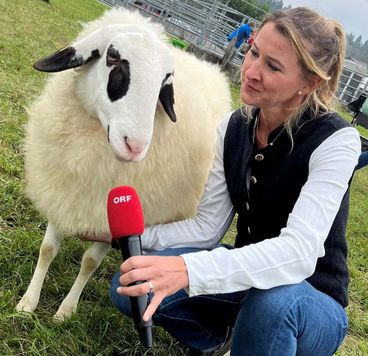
[111,7,360,356]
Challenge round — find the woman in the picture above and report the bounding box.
[111,7,360,355]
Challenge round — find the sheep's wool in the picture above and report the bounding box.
[25,8,231,237]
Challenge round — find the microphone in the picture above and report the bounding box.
[107,186,152,348]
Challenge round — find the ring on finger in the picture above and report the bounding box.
[147,280,154,294]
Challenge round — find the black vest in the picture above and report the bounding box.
[223,109,352,307]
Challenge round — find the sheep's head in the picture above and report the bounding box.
[33,24,176,162]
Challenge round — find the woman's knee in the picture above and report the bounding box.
[240,283,308,322]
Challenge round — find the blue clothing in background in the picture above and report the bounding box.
[227,24,253,48]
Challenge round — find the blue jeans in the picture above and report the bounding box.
[356,150,368,170]
[110,247,348,355]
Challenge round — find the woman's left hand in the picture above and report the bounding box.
[117,255,189,322]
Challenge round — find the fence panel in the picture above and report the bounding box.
[99,0,368,105]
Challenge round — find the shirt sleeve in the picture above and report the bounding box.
[141,113,235,252]
[182,126,361,297]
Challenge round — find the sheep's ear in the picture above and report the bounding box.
[159,74,176,122]
[33,46,100,73]
[34,27,106,72]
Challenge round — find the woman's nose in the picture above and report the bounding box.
[243,60,261,81]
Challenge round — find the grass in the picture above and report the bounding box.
[0,0,367,355]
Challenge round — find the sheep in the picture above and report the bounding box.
[16,8,231,320]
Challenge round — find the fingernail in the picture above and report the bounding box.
[117,287,123,294]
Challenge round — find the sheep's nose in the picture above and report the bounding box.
[124,137,145,155]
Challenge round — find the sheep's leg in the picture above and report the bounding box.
[54,241,110,321]
[16,223,63,313]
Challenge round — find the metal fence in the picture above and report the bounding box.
[98,0,368,105]
[339,67,368,104]
[102,0,261,65]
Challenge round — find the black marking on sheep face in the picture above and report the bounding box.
[161,73,171,86]
[86,49,100,64]
[106,45,130,102]
[158,72,176,122]
[161,72,172,86]
[33,47,100,73]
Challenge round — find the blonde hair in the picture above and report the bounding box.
[243,7,346,133]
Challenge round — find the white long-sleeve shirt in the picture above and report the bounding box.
[141,113,361,297]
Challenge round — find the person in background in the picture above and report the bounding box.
[111,7,360,356]
[221,21,255,69]
[347,94,368,170]
[228,22,255,49]
[241,28,258,63]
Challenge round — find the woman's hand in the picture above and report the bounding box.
[117,255,189,322]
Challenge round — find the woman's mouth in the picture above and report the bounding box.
[244,81,260,93]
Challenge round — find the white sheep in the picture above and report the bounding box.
[16,8,231,320]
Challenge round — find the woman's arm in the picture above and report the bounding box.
[141,114,235,252]
[182,127,361,296]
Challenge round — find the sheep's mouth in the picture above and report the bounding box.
[113,152,142,163]
[110,135,148,162]
[114,153,131,162]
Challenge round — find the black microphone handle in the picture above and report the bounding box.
[118,235,142,261]
[117,235,153,348]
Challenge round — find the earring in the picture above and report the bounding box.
[298,90,302,95]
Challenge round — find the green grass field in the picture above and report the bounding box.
[0,0,367,355]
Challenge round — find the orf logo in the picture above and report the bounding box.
[113,195,132,204]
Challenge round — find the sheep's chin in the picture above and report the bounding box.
[113,152,144,162]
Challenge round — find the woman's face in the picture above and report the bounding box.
[240,22,311,113]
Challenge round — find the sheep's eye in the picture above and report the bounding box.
[107,53,118,65]
[106,45,120,67]
[107,59,130,102]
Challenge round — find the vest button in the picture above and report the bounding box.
[255,153,264,161]
[245,202,250,210]
[247,226,251,234]
[250,176,257,184]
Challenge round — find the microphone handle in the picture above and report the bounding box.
[117,235,153,348]
[118,234,143,261]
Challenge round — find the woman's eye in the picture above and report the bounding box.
[250,49,258,57]
[268,62,280,72]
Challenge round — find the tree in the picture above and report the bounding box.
[226,0,269,21]
[346,34,368,65]
[257,0,289,11]
[354,35,363,49]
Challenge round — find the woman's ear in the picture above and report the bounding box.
[304,75,322,94]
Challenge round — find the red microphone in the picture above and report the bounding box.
[107,186,152,348]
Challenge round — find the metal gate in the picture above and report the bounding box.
[98,0,368,104]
